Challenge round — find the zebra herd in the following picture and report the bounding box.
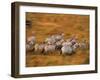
[26,32,88,55]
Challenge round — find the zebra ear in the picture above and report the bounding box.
[61,33,65,36]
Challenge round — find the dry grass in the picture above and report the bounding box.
[26,12,89,67]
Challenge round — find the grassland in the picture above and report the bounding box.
[26,12,89,67]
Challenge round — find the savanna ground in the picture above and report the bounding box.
[26,12,89,67]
